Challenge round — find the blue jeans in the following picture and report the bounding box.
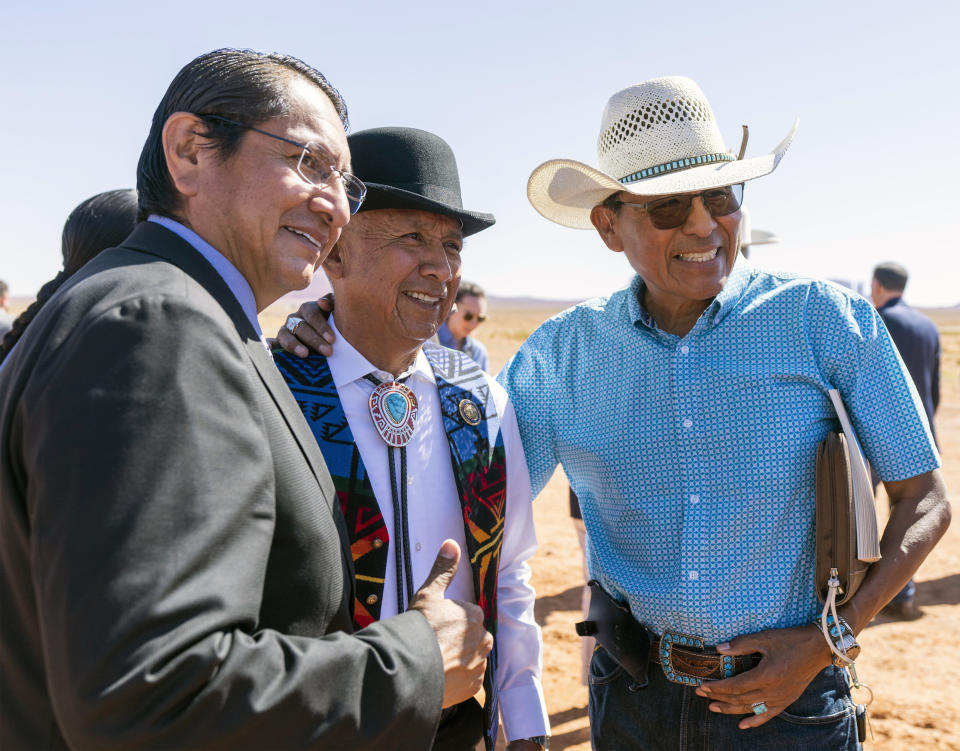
[589,646,861,750]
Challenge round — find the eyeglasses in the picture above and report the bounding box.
[462,311,487,323]
[612,183,744,230]
[199,114,367,214]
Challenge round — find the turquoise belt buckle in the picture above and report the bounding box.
[660,630,707,686]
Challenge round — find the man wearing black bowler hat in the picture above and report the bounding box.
[274,127,550,751]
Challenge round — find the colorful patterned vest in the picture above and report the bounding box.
[274,343,507,750]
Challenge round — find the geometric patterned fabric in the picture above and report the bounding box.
[423,342,506,751]
[274,343,506,751]
[422,342,507,642]
[272,349,388,626]
[499,258,941,646]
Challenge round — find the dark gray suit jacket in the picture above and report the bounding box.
[0,222,443,750]
[877,296,940,444]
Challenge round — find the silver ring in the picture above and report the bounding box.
[751,701,768,715]
[285,316,305,335]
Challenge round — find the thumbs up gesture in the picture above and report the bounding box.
[408,540,493,708]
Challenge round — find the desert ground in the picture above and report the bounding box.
[263,301,960,751]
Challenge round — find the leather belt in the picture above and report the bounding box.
[649,630,761,686]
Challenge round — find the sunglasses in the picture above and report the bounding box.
[462,311,487,323]
[612,183,744,230]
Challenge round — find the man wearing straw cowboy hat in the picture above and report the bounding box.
[500,76,950,749]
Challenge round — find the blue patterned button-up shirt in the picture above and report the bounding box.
[498,259,940,644]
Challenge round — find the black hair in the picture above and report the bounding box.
[455,281,486,302]
[0,189,138,364]
[873,262,908,293]
[61,189,139,274]
[136,48,348,222]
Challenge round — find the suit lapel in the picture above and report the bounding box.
[243,339,339,514]
[120,221,337,514]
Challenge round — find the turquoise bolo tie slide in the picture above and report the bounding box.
[368,381,419,447]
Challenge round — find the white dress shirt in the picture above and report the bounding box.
[326,317,548,741]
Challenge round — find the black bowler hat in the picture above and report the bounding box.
[347,127,495,237]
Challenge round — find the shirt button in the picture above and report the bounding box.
[680,345,690,354]
[688,570,699,581]
[372,538,384,549]
[366,594,378,605]
[690,494,700,504]
[682,418,693,428]
[415,542,422,552]
[407,476,415,485]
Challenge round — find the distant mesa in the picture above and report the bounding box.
[486,295,583,310]
[278,285,580,310]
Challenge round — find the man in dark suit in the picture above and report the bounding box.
[871,263,940,444]
[870,261,942,620]
[0,48,490,750]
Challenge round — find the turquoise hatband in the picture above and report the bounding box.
[619,152,735,185]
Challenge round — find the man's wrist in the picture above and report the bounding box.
[802,622,836,670]
[811,615,861,666]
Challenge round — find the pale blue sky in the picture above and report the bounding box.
[2,0,957,305]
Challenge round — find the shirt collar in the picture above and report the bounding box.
[627,255,755,332]
[879,296,903,312]
[626,275,655,328]
[436,321,457,349]
[327,316,434,388]
[709,255,754,323]
[148,215,262,338]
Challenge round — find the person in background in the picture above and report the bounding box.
[0,280,13,339]
[438,280,489,371]
[869,261,942,621]
[0,189,138,364]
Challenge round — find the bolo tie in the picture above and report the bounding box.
[364,373,419,611]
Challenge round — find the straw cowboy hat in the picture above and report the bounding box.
[527,76,798,229]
